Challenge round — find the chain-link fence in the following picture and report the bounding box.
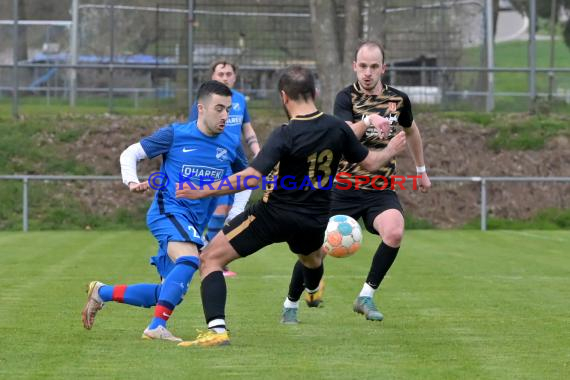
[1,0,569,115]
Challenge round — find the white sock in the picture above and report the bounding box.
[208,318,226,333]
[359,283,375,298]
[283,297,299,309]
[305,286,319,294]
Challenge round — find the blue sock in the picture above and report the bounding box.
[99,284,161,308]
[148,255,200,329]
[206,214,226,242]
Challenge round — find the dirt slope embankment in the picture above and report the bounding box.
[60,113,570,228]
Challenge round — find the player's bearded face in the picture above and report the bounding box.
[354,47,386,93]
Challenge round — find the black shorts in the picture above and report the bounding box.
[330,188,403,234]
[222,201,329,257]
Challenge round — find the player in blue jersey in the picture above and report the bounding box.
[190,60,261,277]
[81,80,246,342]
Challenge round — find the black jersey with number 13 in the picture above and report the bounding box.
[250,110,368,214]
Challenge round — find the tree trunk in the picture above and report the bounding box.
[309,0,341,113]
[367,0,386,43]
[342,1,361,85]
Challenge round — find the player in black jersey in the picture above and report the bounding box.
[175,65,407,346]
[288,40,432,322]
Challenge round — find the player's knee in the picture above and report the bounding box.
[299,253,322,269]
[199,252,211,268]
[383,227,404,247]
[199,250,221,270]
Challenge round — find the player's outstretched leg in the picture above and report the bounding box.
[143,255,200,342]
[82,281,161,330]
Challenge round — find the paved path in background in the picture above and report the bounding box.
[496,10,528,43]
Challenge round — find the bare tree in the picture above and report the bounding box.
[367,0,386,43]
[342,1,362,84]
[309,0,362,113]
[309,0,341,113]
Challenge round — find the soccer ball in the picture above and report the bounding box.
[322,215,362,258]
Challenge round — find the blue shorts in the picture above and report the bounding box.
[147,213,203,278]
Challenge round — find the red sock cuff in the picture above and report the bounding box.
[154,304,173,321]
[112,285,127,303]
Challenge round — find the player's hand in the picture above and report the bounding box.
[369,114,391,139]
[175,182,207,200]
[419,172,431,193]
[385,131,407,157]
[129,182,150,193]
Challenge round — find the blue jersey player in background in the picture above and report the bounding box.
[81,81,246,342]
[189,60,261,277]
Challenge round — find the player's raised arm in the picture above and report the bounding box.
[120,125,174,193]
[119,142,150,193]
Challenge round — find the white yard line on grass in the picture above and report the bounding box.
[501,230,569,243]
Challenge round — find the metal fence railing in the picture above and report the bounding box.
[1,175,569,232]
[1,0,566,116]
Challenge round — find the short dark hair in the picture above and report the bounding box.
[211,60,237,74]
[196,80,232,102]
[354,40,386,64]
[278,65,316,102]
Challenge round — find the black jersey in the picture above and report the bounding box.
[249,110,368,214]
[334,82,414,191]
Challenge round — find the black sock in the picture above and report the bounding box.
[287,260,305,302]
[201,271,226,324]
[302,262,324,292]
[366,242,400,289]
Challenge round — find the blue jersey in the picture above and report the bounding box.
[140,120,247,232]
[190,89,249,172]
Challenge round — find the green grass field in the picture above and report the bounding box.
[0,230,568,379]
